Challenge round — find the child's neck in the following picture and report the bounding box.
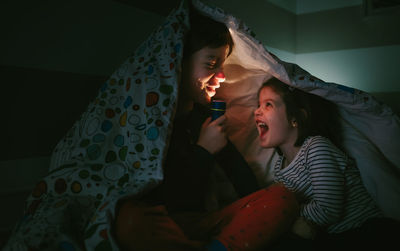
[281,146,301,169]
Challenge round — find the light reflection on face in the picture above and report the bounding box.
[182,45,229,105]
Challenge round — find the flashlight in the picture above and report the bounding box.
[211,100,226,121]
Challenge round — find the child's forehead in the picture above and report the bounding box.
[258,87,285,105]
[260,86,279,97]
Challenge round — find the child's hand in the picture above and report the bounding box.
[291,216,317,240]
[197,115,227,154]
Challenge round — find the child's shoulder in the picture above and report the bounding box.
[305,136,351,171]
[305,135,332,147]
[305,135,346,157]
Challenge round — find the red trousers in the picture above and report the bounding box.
[115,183,299,251]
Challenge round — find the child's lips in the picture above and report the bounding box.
[256,120,268,137]
[207,77,221,89]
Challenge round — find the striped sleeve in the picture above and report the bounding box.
[301,137,347,226]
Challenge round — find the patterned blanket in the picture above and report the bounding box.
[4,1,400,250]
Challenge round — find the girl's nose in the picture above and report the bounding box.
[214,71,226,83]
[254,106,261,117]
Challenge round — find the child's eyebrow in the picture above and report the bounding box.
[261,98,274,102]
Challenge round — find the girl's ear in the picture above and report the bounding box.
[292,109,308,128]
[291,119,297,128]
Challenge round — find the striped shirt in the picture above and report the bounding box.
[274,136,382,233]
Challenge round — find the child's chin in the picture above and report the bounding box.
[259,141,271,148]
[197,93,212,105]
[206,90,216,98]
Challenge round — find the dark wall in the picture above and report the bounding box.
[296,5,400,53]
[0,65,107,160]
[0,0,163,161]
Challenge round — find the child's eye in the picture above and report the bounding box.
[206,59,219,69]
[206,63,217,69]
[265,102,272,107]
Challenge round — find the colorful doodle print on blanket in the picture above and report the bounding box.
[5,5,187,251]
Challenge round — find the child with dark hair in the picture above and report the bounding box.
[254,77,392,249]
[114,9,299,251]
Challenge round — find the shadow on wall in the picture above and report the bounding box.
[0,65,107,161]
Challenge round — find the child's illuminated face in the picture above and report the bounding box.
[182,45,229,105]
[254,86,298,150]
